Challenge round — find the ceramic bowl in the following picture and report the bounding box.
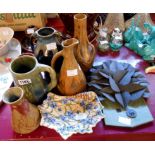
[0,27,14,56]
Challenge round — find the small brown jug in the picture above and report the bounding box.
[2,87,40,134]
[74,14,96,72]
[51,38,86,95]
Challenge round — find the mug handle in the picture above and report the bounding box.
[38,64,57,91]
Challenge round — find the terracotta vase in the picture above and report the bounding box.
[103,13,125,34]
[74,14,96,72]
[2,87,40,134]
[125,13,155,32]
[51,38,86,95]
[59,13,99,42]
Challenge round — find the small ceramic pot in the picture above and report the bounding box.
[97,27,110,52]
[110,28,123,51]
[31,27,63,66]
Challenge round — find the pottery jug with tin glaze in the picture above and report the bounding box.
[2,87,40,134]
[51,38,86,95]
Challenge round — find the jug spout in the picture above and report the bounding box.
[62,38,79,48]
[2,87,24,106]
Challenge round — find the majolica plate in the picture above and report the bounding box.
[38,92,104,140]
[0,38,21,102]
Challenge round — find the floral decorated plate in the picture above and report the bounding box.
[38,91,104,140]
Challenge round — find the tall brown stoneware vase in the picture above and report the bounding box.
[74,14,96,72]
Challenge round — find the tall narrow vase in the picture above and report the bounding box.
[2,87,40,134]
[74,14,96,72]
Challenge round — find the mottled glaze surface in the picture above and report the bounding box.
[9,55,57,105]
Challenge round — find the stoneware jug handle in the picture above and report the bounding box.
[38,64,57,91]
[51,50,63,69]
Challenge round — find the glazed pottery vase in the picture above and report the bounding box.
[74,14,96,72]
[2,87,40,134]
[9,55,57,105]
[51,38,86,95]
[97,27,110,52]
[109,28,123,51]
[31,27,62,66]
[103,13,125,34]
[59,13,99,42]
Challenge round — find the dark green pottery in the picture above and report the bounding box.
[9,55,57,105]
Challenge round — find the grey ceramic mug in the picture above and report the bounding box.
[9,55,57,105]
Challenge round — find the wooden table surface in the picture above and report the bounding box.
[0,15,155,141]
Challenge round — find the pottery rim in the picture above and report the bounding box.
[9,55,37,76]
[0,27,14,56]
[2,87,24,105]
[74,14,87,20]
[62,38,79,47]
[35,27,57,38]
[0,27,14,49]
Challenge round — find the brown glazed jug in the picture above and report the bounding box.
[74,14,96,72]
[51,38,86,95]
[2,87,40,134]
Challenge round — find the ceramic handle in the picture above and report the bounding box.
[51,50,63,69]
[30,32,37,52]
[38,64,57,91]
